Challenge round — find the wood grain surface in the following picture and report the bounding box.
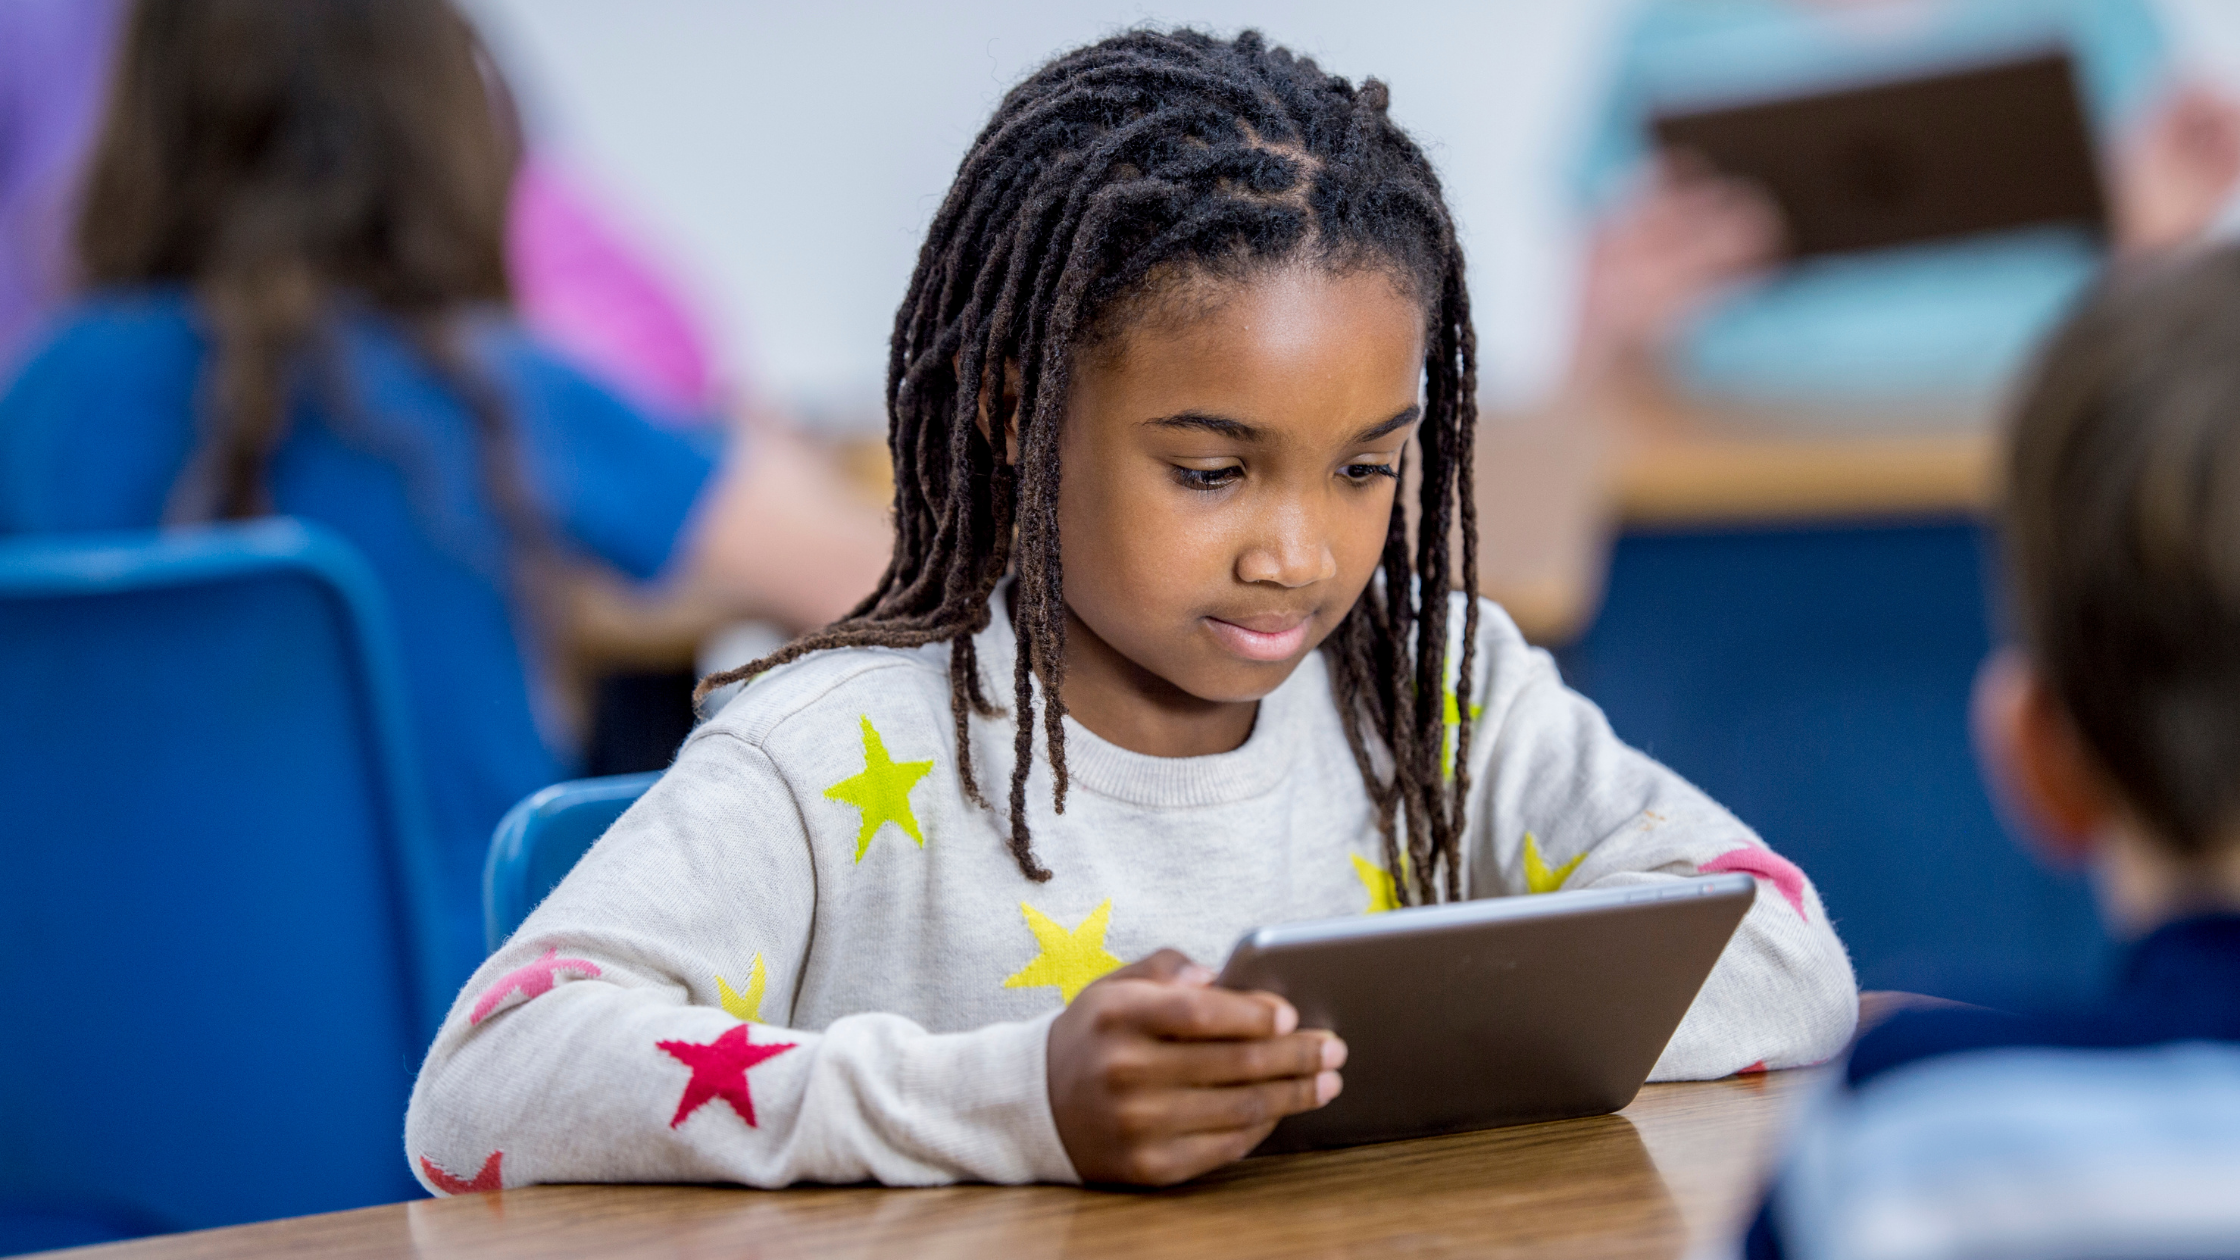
[1613,430,1993,526]
[45,1070,1822,1260]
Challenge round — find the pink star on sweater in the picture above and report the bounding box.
[1699,846,1809,921]
[468,947,603,1025]
[658,1024,798,1129]
[421,1150,504,1195]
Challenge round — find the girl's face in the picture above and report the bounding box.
[1056,264,1425,755]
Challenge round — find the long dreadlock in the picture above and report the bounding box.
[697,28,1479,904]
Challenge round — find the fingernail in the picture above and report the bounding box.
[1272,1001,1299,1035]
[1178,963,1216,987]
[1315,1070,1342,1105]
[1321,1036,1347,1070]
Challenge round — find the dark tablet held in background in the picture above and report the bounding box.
[1652,50,2107,258]
[1217,873,1756,1155]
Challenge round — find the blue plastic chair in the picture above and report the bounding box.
[1556,518,2112,1007]
[0,520,457,1254]
[485,773,660,951]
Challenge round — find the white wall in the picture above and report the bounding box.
[466,0,2240,428]
[465,0,1632,427]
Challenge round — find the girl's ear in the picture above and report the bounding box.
[1971,647,2120,865]
[972,358,1023,463]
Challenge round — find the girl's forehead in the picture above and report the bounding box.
[1070,266,1426,437]
[1086,262,1425,364]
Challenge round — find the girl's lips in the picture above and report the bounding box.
[1204,615,1311,662]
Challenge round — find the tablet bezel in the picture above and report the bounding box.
[1216,872,1760,1154]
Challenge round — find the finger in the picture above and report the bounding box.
[1129,984,1297,1040]
[1102,948,1211,987]
[1162,1071,1344,1136]
[1157,1030,1347,1087]
[1104,1127,1273,1187]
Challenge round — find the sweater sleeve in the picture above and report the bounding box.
[1454,597,1858,1080]
[403,729,1077,1192]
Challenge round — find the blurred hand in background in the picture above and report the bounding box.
[684,411,892,633]
[2113,82,2240,257]
[1567,154,1786,392]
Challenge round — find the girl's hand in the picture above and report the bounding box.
[1045,949,1345,1185]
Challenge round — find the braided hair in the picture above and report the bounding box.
[698,28,1479,904]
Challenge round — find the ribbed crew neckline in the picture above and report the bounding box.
[971,582,1307,809]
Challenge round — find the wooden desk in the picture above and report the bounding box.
[1614,429,1993,526]
[53,1071,1818,1260]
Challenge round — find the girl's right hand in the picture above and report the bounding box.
[1045,949,1345,1185]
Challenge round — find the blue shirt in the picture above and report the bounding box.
[1577,0,2167,413]
[1745,914,2240,1259]
[0,289,717,968]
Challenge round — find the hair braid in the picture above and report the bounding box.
[698,28,1479,899]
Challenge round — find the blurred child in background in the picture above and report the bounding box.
[0,0,737,422]
[1742,245,2240,1259]
[0,0,888,974]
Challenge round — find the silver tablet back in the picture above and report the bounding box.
[1217,874,1757,1154]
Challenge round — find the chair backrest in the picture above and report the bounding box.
[1557,518,2112,1007]
[485,772,660,951]
[0,520,454,1252]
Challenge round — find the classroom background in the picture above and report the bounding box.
[9,0,2240,1252]
[455,0,2240,1001]
[463,0,2240,417]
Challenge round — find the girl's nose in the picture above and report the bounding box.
[1236,506,1338,588]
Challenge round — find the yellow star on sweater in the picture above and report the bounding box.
[1523,831,1584,894]
[824,715,935,862]
[1351,853,1400,914]
[1002,899,1124,1004]
[716,953,766,1022]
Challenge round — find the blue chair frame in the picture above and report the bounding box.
[0,519,457,1248]
[485,772,660,951]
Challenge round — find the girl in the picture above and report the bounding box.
[0,0,886,977]
[407,28,1855,1191]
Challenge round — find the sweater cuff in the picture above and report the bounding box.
[983,1009,1077,1184]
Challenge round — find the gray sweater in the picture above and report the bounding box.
[406,593,1856,1194]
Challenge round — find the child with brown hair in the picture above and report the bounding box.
[1743,245,2240,1259]
[0,0,887,978]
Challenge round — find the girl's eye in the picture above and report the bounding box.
[1341,461,1400,484]
[1173,465,1242,491]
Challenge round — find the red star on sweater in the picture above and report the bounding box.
[658,1024,798,1129]
[421,1150,504,1194]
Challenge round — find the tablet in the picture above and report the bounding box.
[1651,50,2106,258]
[1216,872,1756,1154]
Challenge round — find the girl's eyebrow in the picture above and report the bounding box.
[1143,411,1260,440]
[1142,404,1422,444]
[1351,406,1422,445]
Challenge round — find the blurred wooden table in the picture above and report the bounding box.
[48,1070,1817,1260]
[1475,375,1997,643]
